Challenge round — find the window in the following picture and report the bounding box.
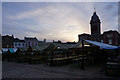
[28,42,30,46]
[108,39,112,44]
[36,42,37,46]
[19,43,20,46]
[23,43,24,46]
[101,40,103,43]
[15,43,17,46]
[32,42,34,46]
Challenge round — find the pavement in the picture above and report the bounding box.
[2,61,118,78]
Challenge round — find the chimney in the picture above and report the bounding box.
[44,39,46,42]
[12,35,14,38]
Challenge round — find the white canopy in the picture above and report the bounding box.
[85,40,119,49]
[2,48,18,53]
[12,48,18,52]
[2,48,8,52]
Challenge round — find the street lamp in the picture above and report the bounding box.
[81,39,85,70]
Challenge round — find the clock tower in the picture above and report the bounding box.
[90,11,101,41]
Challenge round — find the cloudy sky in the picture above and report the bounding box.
[2,2,118,42]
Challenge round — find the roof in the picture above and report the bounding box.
[25,37,38,41]
[53,43,75,49]
[25,42,51,51]
[66,42,76,44]
[14,38,25,42]
[78,33,91,36]
[2,35,14,38]
[70,41,82,48]
[29,42,51,51]
[70,41,89,49]
[20,48,26,51]
[103,30,120,35]
[36,45,50,51]
[44,43,75,51]
[39,41,45,44]
[85,40,118,49]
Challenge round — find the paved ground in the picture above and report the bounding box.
[2,61,118,78]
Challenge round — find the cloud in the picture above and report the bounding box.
[2,2,118,42]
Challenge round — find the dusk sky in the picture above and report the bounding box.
[2,2,118,42]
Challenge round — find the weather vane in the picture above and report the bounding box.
[94,4,96,13]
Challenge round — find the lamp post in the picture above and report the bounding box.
[50,45,56,66]
[81,39,85,70]
[50,49,54,66]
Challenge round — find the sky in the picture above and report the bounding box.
[2,2,118,42]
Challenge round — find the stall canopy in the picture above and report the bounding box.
[9,48,16,53]
[85,40,119,49]
[2,48,8,53]
[2,48,18,53]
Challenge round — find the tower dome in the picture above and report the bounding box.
[91,12,99,20]
[90,11,100,24]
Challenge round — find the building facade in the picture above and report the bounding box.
[2,35,43,49]
[78,33,91,41]
[102,30,120,46]
[24,37,39,48]
[2,35,14,48]
[14,38,26,48]
[78,11,120,46]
